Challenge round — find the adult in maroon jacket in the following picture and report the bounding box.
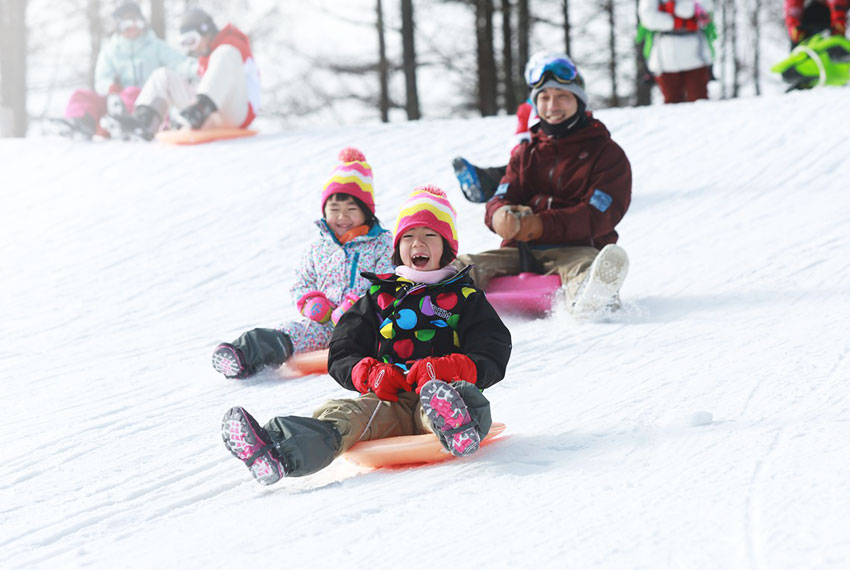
[457,54,632,314]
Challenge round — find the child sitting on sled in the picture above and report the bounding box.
[211,148,395,379]
[221,186,512,485]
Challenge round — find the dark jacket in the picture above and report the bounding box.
[328,267,512,392]
[484,116,632,249]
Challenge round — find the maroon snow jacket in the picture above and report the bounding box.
[484,116,632,249]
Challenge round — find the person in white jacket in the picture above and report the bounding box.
[638,0,714,103]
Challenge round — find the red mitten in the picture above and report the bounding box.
[351,357,377,394]
[407,354,477,393]
[351,358,411,402]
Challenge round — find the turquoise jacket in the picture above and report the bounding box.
[94,28,196,94]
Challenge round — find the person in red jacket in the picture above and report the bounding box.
[785,0,849,46]
[456,54,633,315]
[103,8,260,141]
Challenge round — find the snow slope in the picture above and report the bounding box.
[2,88,850,569]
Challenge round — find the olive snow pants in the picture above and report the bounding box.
[457,245,599,299]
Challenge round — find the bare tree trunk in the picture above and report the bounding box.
[720,0,727,98]
[401,0,420,120]
[376,0,390,122]
[476,0,498,116]
[634,0,652,105]
[605,0,619,106]
[516,0,529,91]
[563,0,571,55]
[752,0,761,95]
[150,0,166,39]
[731,0,740,97]
[0,0,28,136]
[87,0,103,89]
[501,0,517,113]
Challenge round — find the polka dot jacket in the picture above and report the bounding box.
[328,266,512,392]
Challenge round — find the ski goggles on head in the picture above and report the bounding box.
[117,18,145,32]
[526,57,579,88]
[179,29,203,52]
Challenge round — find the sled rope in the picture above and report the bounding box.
[359,369,386,441]
[794,43,828,87]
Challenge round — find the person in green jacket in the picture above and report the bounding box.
[57,2,194,139]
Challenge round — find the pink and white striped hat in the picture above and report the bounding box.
[321,147,376,214]
[393,185,459,255]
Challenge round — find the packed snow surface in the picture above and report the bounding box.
[2,87,850,569]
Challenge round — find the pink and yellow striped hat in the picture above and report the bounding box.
[321,147,376,214]
[393,185,459,255]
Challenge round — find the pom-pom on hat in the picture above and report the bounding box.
[393,185,459,255]
[321,147,376,214]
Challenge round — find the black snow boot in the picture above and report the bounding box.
[51,114,97,140]
[177,94,217,129]
[100,104,161,141]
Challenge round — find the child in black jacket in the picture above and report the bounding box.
[221,186,512,485]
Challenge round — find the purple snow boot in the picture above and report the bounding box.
[211,343,248,379]
[419,380,481,457]
[221,407,287,485]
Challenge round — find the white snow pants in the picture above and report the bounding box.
[135,44,249,129]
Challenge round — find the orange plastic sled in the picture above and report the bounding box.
[278,349,329,377]
[155,128,258,145]
[344,422,506,468]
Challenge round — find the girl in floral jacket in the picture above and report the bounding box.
[211,148,394,379]
[221,186,512,485]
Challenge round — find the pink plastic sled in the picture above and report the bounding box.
[485,272,562,317]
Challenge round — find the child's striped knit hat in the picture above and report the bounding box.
[393,185,459,255]
[321,147,376,214]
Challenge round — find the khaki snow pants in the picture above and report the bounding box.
[456,245,599,301]
[313,383,493,455]
[135,44,249,128]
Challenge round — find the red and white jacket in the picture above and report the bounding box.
[199,24,260,127]
[638,0,714,74]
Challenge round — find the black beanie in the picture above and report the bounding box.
[113,1,143,20]
[180,8,218,36]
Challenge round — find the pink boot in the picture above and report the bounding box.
[221,407,287,485]
[211,343,247,379]
[419,380,481,457]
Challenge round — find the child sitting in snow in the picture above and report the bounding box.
[211,147,395,379]
[221,186,512,484]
